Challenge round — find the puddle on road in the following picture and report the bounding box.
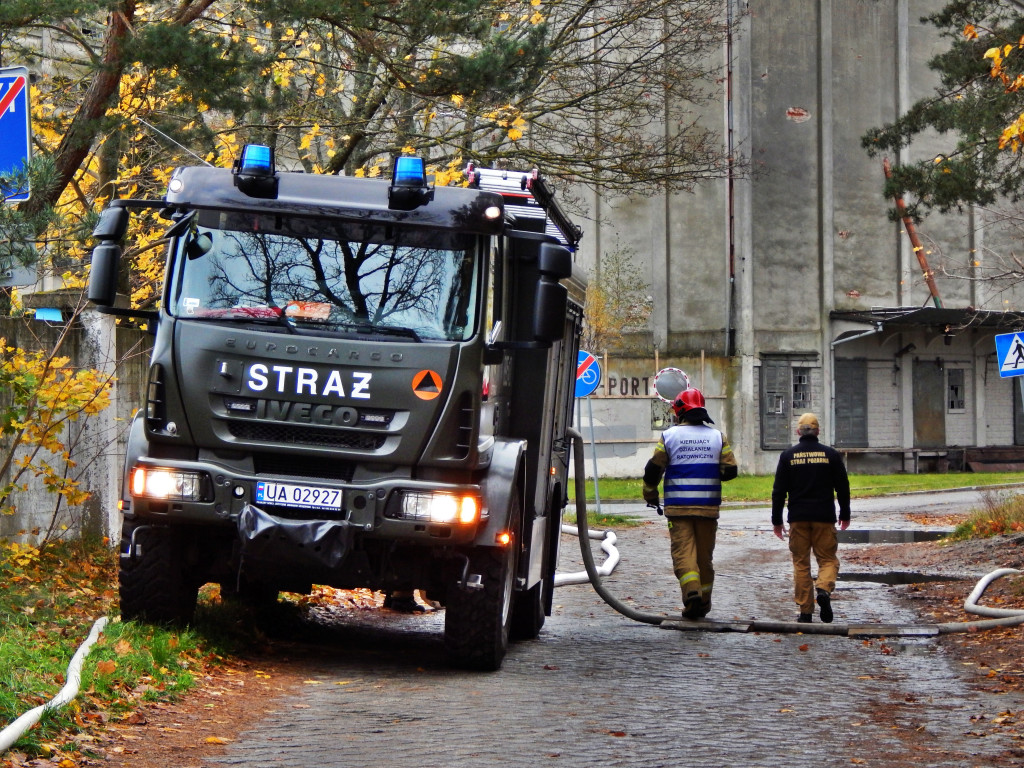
[839,571,962,585]
[839,529,951,544]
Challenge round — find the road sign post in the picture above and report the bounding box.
[574,350,603,514]
[994,332,1024,379]
[0,66,32,204]
[994,332,1024,425]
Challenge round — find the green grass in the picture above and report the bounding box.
[562,510,648,528]
[0,538,229,761]
[948,489,1024,540]
[567,471,1024,504]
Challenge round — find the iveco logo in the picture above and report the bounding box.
[255,400,359,426]
[246,363,372,399]
[225,338,403,362]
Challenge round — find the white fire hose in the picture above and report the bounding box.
[0,617,108,753]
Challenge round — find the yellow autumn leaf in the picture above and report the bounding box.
[508,128,523,141]
[205,736,232,744]
[452,94,464,107]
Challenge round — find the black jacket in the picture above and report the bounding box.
[771,435,851,526]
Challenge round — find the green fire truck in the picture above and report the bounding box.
[88,148,586,670]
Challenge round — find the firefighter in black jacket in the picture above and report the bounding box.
[771,412,851,623]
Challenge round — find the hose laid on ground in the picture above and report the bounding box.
[0,617,108,753]
[565,428,1024,638]
[554,525,618,587]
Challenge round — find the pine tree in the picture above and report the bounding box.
[862,1,1024,220]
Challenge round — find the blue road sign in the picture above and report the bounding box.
[0,66,32,203]
[575,350,601,398]
[995,332,1024,378]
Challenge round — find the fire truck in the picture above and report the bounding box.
[88,147,586,670]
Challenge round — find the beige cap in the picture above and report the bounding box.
[797,412,819,434]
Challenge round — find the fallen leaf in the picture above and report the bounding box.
[114,640,132,656]
[798,644,809,652]
[205,736,232,744]
[95,660,117,676]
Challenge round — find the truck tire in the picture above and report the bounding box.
[443,538,517,671]
[119,525,199,625]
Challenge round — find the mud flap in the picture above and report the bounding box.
[237,504,351,570]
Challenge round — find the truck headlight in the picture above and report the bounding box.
[397,492,481,525]
[131,467,207,501]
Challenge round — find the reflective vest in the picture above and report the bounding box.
[662,424,724,507]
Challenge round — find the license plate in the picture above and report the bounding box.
[255,481,343,510]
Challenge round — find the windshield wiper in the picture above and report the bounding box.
[206,311,297,334]
[341,322,421,341]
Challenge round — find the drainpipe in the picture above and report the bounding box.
[829,323,884,442]
[724,0,736,357]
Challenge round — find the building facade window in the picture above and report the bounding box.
[947,368,965,412]
[760,356,818,449]
[793,367,811,412]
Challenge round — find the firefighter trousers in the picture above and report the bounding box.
[667,516,717,611]
[788,521,839,614]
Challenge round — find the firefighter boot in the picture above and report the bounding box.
[816,588,833,624]
[682,592,703,620]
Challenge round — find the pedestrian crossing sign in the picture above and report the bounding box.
[995,332,1024,378]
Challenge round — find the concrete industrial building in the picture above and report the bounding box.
[576,1,1024,477]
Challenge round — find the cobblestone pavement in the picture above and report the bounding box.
[208,497,1020,768]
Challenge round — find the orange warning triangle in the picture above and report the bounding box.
[412,370,443,400]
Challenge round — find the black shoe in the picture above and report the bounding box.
[682,595,703,620]
[797,613,812,623]
[816,589,833,623]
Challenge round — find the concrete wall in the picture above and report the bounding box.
[0,301,149,544]
[574,0,1024,477]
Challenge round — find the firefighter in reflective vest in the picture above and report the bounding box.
[642,388,738,620]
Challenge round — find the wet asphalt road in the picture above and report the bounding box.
[208,489,1022,768]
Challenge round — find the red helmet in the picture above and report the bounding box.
[672,388,706,417]
[671,387,712,423]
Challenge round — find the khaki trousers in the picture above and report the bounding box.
[788,521,839,613]
[667,516,717,609]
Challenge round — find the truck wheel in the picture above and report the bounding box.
[119,525,199,625]
[510,574,548,641]
[443,539,516,671]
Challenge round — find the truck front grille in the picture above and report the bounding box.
[227,421,386,451]
[253,454,356,482]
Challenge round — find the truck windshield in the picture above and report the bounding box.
[168,210,480,341]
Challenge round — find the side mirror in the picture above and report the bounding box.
[187,232,213,260]
[92,206,130,242]
[533,280,567,343]
[538,242,572,280]
[88,243,121,306]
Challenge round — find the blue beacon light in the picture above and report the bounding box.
[239,144,274,175]
[388,156,433,210]
[233,144,278,198]
[393,156,427,186]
